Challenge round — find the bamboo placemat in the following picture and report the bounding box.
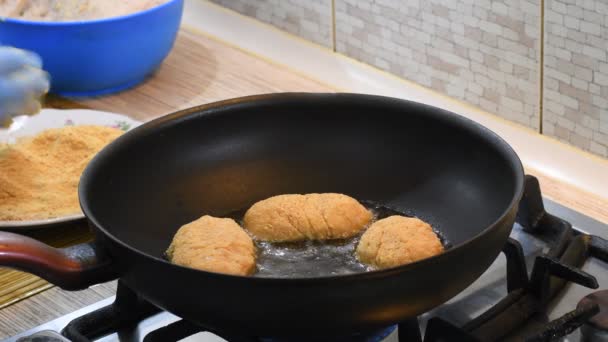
[0,222,93,309]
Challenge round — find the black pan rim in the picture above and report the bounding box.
[79,92,525,283]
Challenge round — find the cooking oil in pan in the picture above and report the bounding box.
[226,201,450,278]
[254,233,371,277]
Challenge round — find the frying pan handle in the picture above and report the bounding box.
[0,232,117,290]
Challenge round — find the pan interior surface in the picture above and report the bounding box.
[82,94,522,271]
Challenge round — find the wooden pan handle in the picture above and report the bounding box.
[0,232,117,290]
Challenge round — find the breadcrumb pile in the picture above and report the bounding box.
[0,125,122,221]
[0,0,168,21]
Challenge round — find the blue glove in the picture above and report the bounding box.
[0,47,50,125]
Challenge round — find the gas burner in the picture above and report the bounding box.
[17,331,70,342]
[10,175,608,342]
[56,281,402,342]
[578,290,608,341]
[143,322,397,342]
[57,279,404,342]
[416,176,608,342]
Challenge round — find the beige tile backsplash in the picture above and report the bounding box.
[210,0,608,159]
[543,0,608,157]
[208,0,333,48]
[335,0,541,130]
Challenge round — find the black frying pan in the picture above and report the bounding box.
[0,93,524,337]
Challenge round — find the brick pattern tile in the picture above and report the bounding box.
[210,0,332,48]
[209,0,608,158]
[334,0,541,129]
[544,0,608,157]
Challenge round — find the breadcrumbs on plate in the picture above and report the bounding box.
[0,125,123,221]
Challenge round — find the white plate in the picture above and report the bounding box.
[0,109,142,230]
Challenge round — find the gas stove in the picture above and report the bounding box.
[8,176,608,342]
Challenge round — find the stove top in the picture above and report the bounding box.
[8,176,608,342]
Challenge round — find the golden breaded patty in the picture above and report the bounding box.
[243,193,372,242]
[166,215,256,276]
[356,215,444,269]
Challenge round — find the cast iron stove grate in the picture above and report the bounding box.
[56,176,608,342]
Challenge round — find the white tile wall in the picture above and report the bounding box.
[334,0,541,129]
[209,0,608,158]
[209,0,333,48]
[543,0,608,157]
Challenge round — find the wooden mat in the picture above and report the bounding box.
[0,223,93,309]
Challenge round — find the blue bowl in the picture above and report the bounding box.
[0,0,183,96]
